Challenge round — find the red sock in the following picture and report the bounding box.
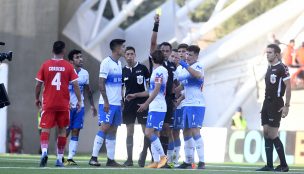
[40,132,49,150]
[57,136,67,154]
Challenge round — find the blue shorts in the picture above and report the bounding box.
[173,108,184,130]
[146,111,166,131]
[99,104,122,127]
[68,107,85,130]
[183,106,205,129]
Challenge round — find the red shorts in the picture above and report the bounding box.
[40,110,70,128]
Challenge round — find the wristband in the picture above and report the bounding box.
[153,22,159,32]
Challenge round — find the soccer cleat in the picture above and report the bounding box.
[64,159,78,166]
[256,165,274,171]
[39,153,48,167]
[173,161,180,168]
[145,162,158,168]
[274,165,289,172]
[138,151,147,167]
[106,159,124,167]
[157,156,168,168]
[177,162,192,169]
[55,159,64,167]
[89,157,101,166]
[161,162,174,169]
[123,160,133,167]
[197,161,206,169]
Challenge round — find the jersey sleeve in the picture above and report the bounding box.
[99,59,109,79]
[154,69,164,84]
[281,64,290,81]
[195,62,204,78]
[35,63,45,82]
[70,67,78,82]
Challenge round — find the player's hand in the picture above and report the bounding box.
[35,99,42,109]
[179,60,189,69]
[126,94,136,101]
[154,14,160,23]
[91,106,97,117]
[103,102,110,113]
[76,101,82,113]
[137,102,148,112]
[278,106,289,118]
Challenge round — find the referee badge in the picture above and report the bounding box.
[270,74,277,84]
[137,75,143,85]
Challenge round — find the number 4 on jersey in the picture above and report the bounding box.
[52,72,61,90]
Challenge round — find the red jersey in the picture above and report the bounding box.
[36,58,78,111]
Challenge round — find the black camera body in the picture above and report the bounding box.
[0,42,12,62]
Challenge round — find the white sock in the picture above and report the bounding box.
[184,137,195,163]
[41,148,48,156]
[194,136,205,162]
[174,146,181,163]
[57,153,63,161]
[92,135,104,157]
[151,137,165,156]
[68,140,78,159]
[106,138,116,160]
[167,149,174,163]
[151,142,160,162]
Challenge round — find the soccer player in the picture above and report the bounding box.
[256,44,290,172]
[149,14,177,167]
[89,39,125,167]
[137,50,168,168]
[35,41,82,167]
[122,46,150,166]
[176,45,206,169]
[170,49,178,64]
[64,49,97,165]
[172,43,188,167]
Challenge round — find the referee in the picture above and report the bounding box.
[256,44,291,172]
[122,46,150,167]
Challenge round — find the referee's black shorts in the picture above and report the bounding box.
[123,97,148,125]
[261,96,284,128]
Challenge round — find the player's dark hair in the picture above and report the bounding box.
[110,39,125,51]
[53,41,65,54]
[267,44,281,54]
[178,43,188,50]
[187,45,200,55]
[68,49,82,61]
[151,50,165,65]
[125,46,135,53]
[159,42,172,50]
[172,48,178,52]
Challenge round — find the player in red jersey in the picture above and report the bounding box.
[35,41,82,167]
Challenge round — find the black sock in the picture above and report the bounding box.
[126,135,133,161]
[265,138,274,167]
[160,136,168,155]
[273,137,287,166]
[142,136,150,153]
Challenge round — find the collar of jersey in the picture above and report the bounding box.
[126,61,138,69]
[271,61,280,66]
[109,56,119,64]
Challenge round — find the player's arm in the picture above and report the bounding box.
[84,84,97,117]
[175,83,184,94]
[72,80,82,111]
[280,78,291,118]
[150,14,160,54]
[179,60,203,79]
[137,82,160,112]
[175,93,185,107]
[99,77,109,113]
[35,81,43,109]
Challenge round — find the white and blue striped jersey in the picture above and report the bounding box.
[179,61,205,107]
[69,68,89,108]
[149,66,168,112]
[99,56,122,106]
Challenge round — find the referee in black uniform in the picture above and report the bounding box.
[122,46,150,167]
[257,44,291,172]
[149,14,176,166]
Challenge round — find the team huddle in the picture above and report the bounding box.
[35,15,290,172]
